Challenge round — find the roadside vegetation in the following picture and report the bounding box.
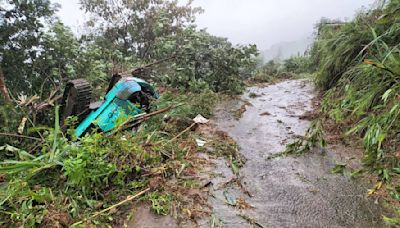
[251,55,312,83]
[284,0,400,223]
[312,0,400,179]
[0,90,241,226]
[0,0,257,226]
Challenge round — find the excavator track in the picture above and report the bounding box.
[60,79,92,128]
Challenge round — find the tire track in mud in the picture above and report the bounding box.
[207,79,386,228]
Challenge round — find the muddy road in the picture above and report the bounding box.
[208,79,386,228]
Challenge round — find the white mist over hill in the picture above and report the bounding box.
[261,36,314,62]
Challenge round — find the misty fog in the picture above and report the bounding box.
[54,0,376,54]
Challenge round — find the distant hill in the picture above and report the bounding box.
[261,37,314,62]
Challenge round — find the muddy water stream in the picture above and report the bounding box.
[208,80,386,228]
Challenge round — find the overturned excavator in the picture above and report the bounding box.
[60,71,158,138]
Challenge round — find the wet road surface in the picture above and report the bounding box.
[208,80,386,228]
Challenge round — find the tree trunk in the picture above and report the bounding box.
[0,67,11,103]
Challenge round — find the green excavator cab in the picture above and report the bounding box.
[60,74,158,137]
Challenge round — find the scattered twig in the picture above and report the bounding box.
[133,105,182,122]
[169,122,196,142]
[145,130,157,144]
[0,132,43,141]
[235,176,253,197]
[71,188,151,227]
[29,141,46,153]
[218,176,252,197]
[238,214,265,228]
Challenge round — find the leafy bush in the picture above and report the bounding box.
[252,55,310,83]
[310,14,376,90]
[283,55,311,74]
[152,28,259,94]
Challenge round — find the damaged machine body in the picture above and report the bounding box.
[60,75,158,137]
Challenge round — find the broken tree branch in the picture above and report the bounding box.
[132,105,181,122]
[106,104,183,136]
[9,93,47,143]
[169,122,196,142]
[71,188,151,227]
[0,67,11,103]
[34,94,63,111]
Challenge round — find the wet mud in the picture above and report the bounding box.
[208,80,387,228]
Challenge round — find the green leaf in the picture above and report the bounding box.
[382,89,392,103]
[383,215,399,225]
[331,163,346,174]
[0,161,42,174]
[393,167,400,174]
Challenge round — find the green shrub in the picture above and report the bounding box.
[0,90,222,226]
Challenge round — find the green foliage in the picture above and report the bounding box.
[78,0,260,94]
[0,104,25,145]
[80,0,202,59]
[37,21,80,89]
[331,163,346,174]
[252,55,311,83]
[161,28,259,93]
[310,16,372,90]
[1,0,259,106]
[252,60,284,83]
[312,0,400,167]
[0,0,58,95]
[0,91,221,226]
[147,192,172,215]
[157,90,219,119]
[283,55,311,74]
[383,215,400,226]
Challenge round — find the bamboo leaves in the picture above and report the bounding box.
[314,0,400,166]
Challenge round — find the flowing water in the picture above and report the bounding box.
[128,79,387,228]
[207,79,386,228]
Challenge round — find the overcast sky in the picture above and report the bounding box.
[53,0,376,50]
